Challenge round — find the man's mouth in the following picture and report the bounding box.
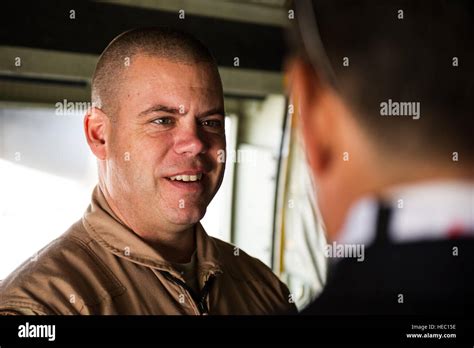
[167,173,203,182]
[164,171,206,193]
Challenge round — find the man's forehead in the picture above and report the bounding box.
[114,54,223,116]
[136,83,224,114]
[124,54,220,89]
[130,77,223,112]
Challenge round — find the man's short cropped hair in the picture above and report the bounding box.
[91,27,220,115]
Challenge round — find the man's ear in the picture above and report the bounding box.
[84,107,109,160]
[287,57,334,177]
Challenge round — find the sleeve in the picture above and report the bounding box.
[0,307,44,315]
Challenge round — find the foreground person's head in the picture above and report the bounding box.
[287,0,473,240]
[84,27,225,239]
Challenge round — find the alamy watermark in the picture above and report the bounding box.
[324,241,365,262]
[18,322,55,341]
[380,99,420,120]
[217,149,257,166]
[55,99,93,115]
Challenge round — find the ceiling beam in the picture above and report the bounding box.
[96,0,290,27]
[0,46,283,104]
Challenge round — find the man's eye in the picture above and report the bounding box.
[201,119,222,128]
[152,117,173,125]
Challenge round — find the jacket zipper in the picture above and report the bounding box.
[161,271,216,315]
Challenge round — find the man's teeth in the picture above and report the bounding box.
[168,173,203,182]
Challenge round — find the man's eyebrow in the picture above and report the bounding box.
[138,104,180,117]
[138,104,225,118]
[197,108,225,118]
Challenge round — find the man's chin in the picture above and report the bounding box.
[169,207,206,226]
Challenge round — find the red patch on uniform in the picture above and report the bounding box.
[447,223,464,239]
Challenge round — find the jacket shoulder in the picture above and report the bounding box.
[0,220,125,315]
[211,237,297,313]
[211,237,272,279]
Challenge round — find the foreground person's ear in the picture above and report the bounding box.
[287,57,340,178]
[84,107,109,160]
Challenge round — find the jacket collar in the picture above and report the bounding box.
[338,180,474,246]
[82,186,224,278]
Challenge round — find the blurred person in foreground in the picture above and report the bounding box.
[0,27,296,315]
[287,0,473,314]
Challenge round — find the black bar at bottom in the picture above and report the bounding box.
[0,315,472,346]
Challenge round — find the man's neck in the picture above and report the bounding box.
[99,183,196,264]
[147,227,197,264]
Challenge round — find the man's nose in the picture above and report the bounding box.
[173,121,207,156]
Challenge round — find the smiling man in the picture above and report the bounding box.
[0,27,296,315]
